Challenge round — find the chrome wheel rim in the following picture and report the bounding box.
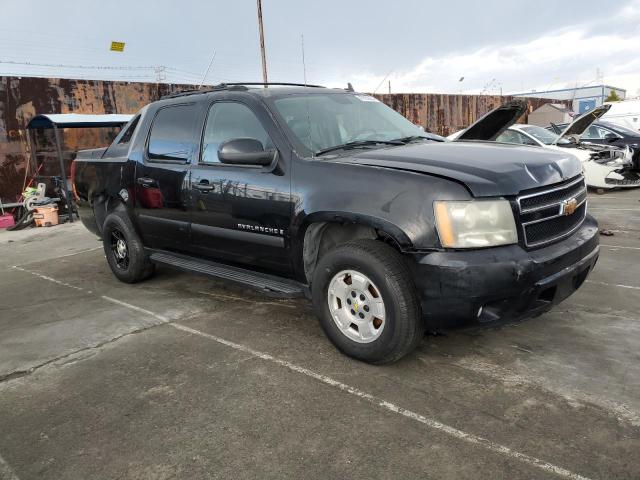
[327,270,386,343]
[110,229,129,270]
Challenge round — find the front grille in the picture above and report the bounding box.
[517,176,587,248]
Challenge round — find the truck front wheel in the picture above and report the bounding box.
[312,239,424,364]
[102,211,155,283]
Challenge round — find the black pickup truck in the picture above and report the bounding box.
[73,83,599,364]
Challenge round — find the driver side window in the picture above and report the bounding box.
[201,102,273,164]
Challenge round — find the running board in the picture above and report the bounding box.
[149,250,307,298]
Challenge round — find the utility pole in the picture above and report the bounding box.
[154,65,166,83]
[388,80,391,94]
[257,0,268,84]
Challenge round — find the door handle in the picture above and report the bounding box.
[193,181,214,192]
[137,177,156,188]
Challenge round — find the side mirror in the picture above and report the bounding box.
[604,133,618,142]
[218,138,275,166]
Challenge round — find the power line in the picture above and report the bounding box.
[0,59,155,71]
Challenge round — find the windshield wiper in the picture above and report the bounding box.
[391,135,433,144]
[315,139,402,156]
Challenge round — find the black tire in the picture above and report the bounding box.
[312,239,424,364]
[102,210,155,283]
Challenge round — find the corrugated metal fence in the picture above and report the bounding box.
[373,93,561,137]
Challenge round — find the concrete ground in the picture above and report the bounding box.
[0,190,639,480]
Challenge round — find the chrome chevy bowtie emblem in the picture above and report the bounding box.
[562,198,578,216]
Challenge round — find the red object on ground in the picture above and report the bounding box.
[0,213,15,229]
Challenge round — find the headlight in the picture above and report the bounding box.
[434,199,517,248]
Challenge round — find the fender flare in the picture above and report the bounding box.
[291,211,415,282]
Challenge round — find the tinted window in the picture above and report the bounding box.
[118,116,140,144]
[148,104,198,161]
[201,102,272,164]
[104,115,140,157]
[601,123,640,136]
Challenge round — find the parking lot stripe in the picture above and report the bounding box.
[0,452,20,480]
[12,266,84,291]
[12,247,102,267]
[171,322,593,480]
[586,280,640,290]
[101,295,170,322]
[588,208,639,211]
[599,244,640,250]
[10,264,594,480]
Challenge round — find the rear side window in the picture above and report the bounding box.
[148,104,198,161]
[104,115,140,157]
[117,116,140,144]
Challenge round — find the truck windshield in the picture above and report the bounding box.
[271,93,427,156]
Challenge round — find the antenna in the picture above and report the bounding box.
[198,51,217,89]
[373,70,392,95]
[301,34,307,86]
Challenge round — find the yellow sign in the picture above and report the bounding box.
[110,41,125,52]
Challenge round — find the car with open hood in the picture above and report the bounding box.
[548,119,640,168]
[450,104,638,189]
[73,85,599,364]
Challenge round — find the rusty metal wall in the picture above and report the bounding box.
[0,76,192,203]
[1,76,565,202]
[373,93,564,137]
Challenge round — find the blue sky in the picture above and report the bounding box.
[2,0,639,95]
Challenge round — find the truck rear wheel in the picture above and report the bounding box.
[102,211,155,283]
[312,239,424,364]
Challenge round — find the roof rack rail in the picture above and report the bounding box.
[161,82,326,100]
[220,82,326,88]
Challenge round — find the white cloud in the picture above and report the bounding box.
[335,0,640,96]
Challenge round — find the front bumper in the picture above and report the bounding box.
[407,214,600,329]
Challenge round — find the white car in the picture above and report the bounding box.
[449,104,639,189]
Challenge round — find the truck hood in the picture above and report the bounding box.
[553,104,611,144]
[336,141,582,197]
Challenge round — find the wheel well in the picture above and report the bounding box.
[302,222,402,282]
[93,194,127,234]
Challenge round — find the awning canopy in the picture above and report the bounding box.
[27,113,134,129]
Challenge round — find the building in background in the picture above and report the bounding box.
[527,103,574,127]
[512,85,626,115]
